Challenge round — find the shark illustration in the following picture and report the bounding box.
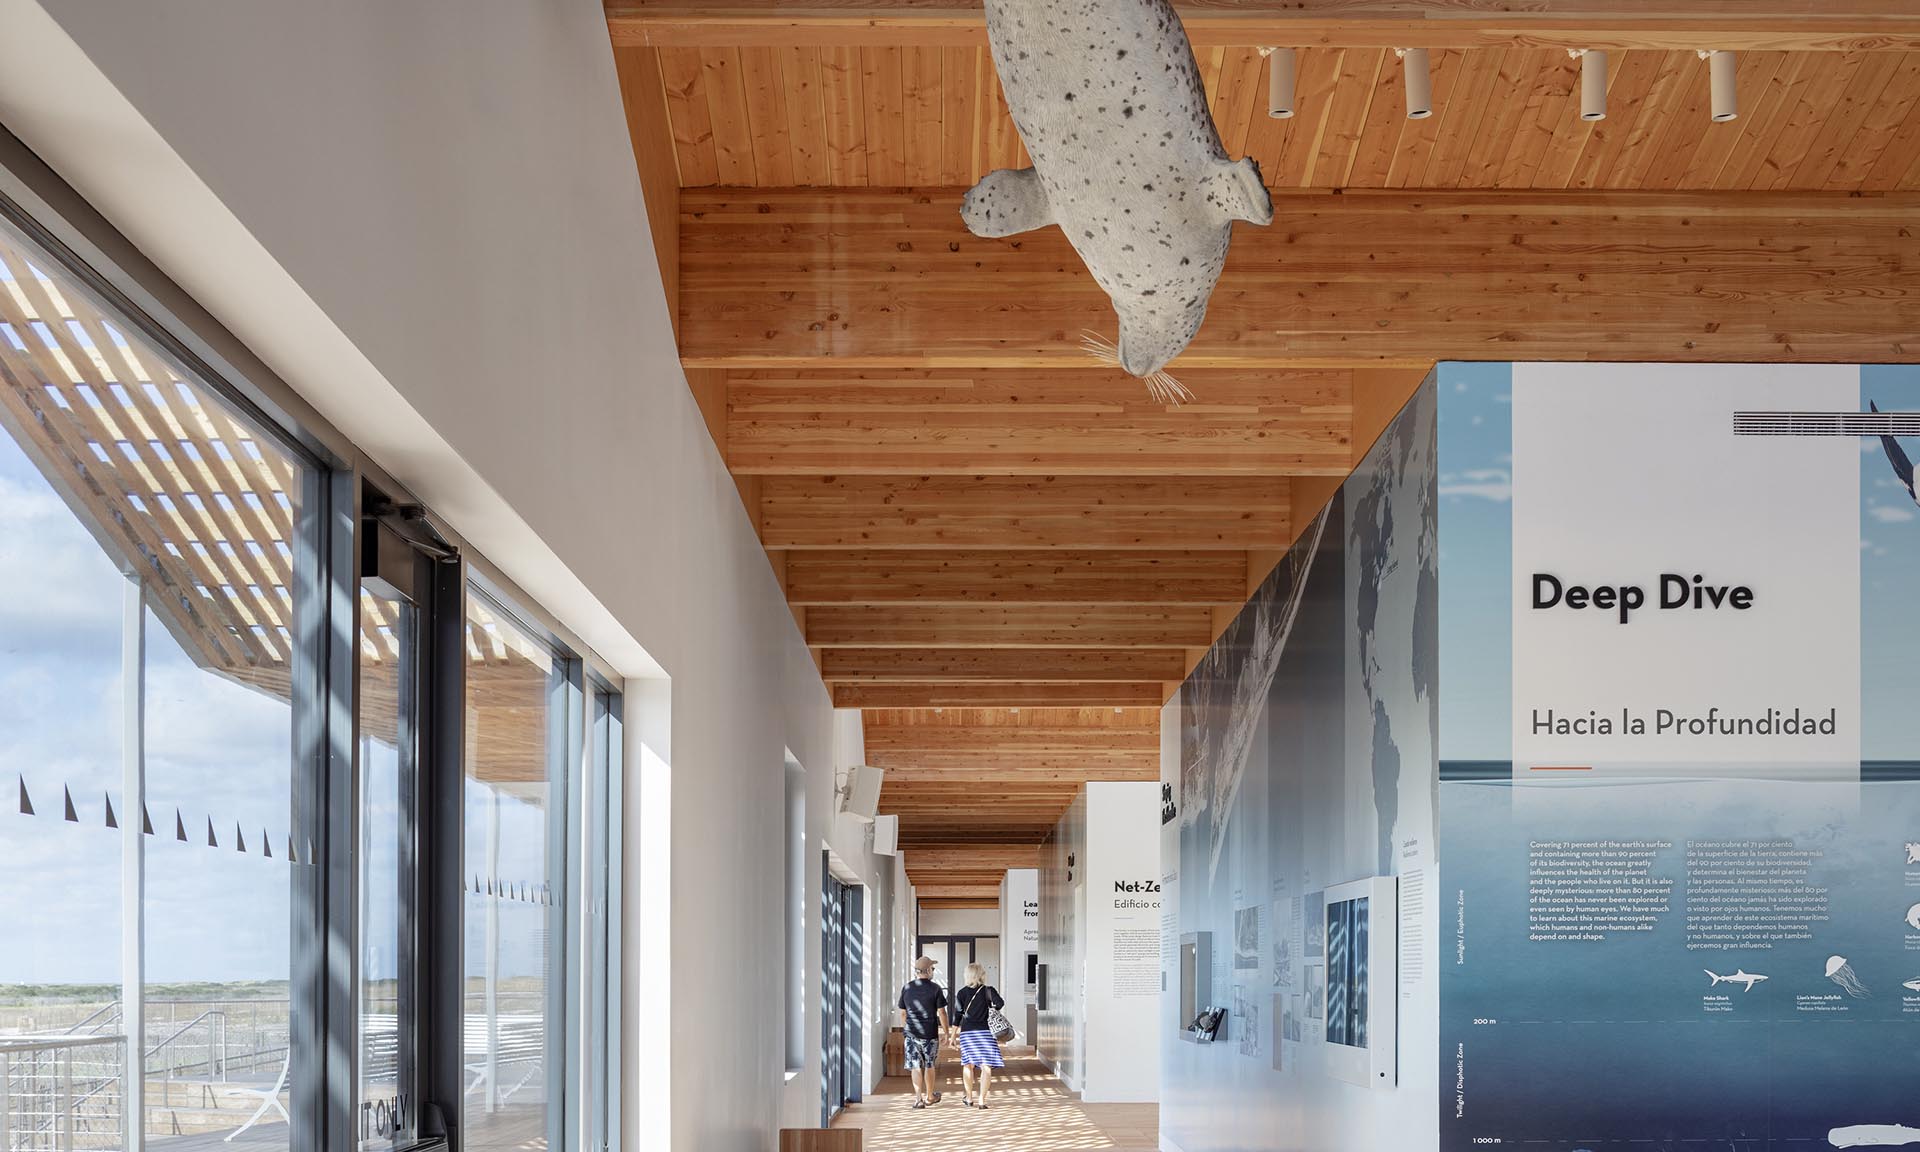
[1704,969,1769,992]
[1903,979,1920,994]
[1831,1124,1920,1148]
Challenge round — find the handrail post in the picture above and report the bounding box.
[57,1047,73,1152]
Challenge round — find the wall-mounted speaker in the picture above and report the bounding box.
[840,764,883,820]
[872,814,899,856]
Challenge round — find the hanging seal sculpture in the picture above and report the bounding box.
[961,0,1274,402]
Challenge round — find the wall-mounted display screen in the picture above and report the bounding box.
[1324,894,1370,1049]
[1320,877,1396,1087]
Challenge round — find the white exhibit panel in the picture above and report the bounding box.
[1001,868,1040,1042]
[1437,362,1920,1151]
[1042,782,1162,1103]
[918,907,1000,937]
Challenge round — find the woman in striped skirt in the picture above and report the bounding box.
[948,963,1006,1109]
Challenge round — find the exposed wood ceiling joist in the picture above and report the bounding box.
[681,187,1920,368]
[833,682,1172,708]
[806,605,1216,648]
[609,2,1920,51]
[726,369,1354,474]
[755,475,1292,551]
[782,550,1255,605]
[824,646,1190,682]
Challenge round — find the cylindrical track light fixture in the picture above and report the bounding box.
[1705,50,1738,122]
[1571,48,1607,121]
[1397,47,1432,120]
[1264,47,1297,119]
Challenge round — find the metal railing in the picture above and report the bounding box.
[0,1035,124,1152]
[1,992,550,1150]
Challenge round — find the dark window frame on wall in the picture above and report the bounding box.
[0,126,623,1152]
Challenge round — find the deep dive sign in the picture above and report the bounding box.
[1509,364,1860,771]
[1530,572,1754,624]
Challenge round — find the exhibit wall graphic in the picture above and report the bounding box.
[1161,385,1440,1152]
[1438,363,1920,1152]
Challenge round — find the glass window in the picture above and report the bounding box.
[0,190,625,1152]
[358,586,418,1150]
[783,756,805,1077]
[0,208,319,1152]
[463,589,568,1152]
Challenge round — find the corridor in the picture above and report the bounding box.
[831,1051,1156,1151]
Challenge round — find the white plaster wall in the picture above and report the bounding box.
[917,907,1000,937]
[0,3,900,1147]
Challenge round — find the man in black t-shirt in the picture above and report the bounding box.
[896,956,950,1108]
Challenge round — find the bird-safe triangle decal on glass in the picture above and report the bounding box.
[142,805,154,836]
[235,823,246,854]
[207,817,218,848]
[63,786,78,823]
[288,835,299,865]
[17,775,33,816]
[262,830,272,859]
[176,811,188,842]
[104,793,117,829]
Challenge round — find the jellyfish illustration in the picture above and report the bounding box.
[1826,955,1871,998]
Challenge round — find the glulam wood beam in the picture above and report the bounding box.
[822,646,1189,682]
[726,369,1353,476]
[681,187,1920,368]
[904,844,1044,871]
[756,474,1292,550]
[609,2,1920,52]
[834,681,1170,708]
[784,550,1250,605]
[899,824,1059,846]
[806,604,1213,648]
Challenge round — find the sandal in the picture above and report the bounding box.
[912,1099,927,1110]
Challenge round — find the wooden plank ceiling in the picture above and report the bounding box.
[607,1,1920,901]
[650,46,1920,193]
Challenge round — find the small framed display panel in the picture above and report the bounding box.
[1178,932,1215,1043]
[1322,876,1398,1088]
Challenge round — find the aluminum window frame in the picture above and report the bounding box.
[0,125,625,1152]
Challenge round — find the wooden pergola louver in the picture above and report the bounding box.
[0,232,556,786]
[608,2,1920,901]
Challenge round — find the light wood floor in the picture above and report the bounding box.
[829,1049,1157,1151]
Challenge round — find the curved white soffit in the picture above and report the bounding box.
[0,0,662,680]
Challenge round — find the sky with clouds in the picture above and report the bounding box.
[0,428,553,990]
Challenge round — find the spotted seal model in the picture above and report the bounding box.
[962,0,1272,400]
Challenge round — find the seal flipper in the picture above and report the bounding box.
[961,167,1053,238]
[1206,157,1274,227]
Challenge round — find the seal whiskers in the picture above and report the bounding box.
[1081,329,1192,405]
